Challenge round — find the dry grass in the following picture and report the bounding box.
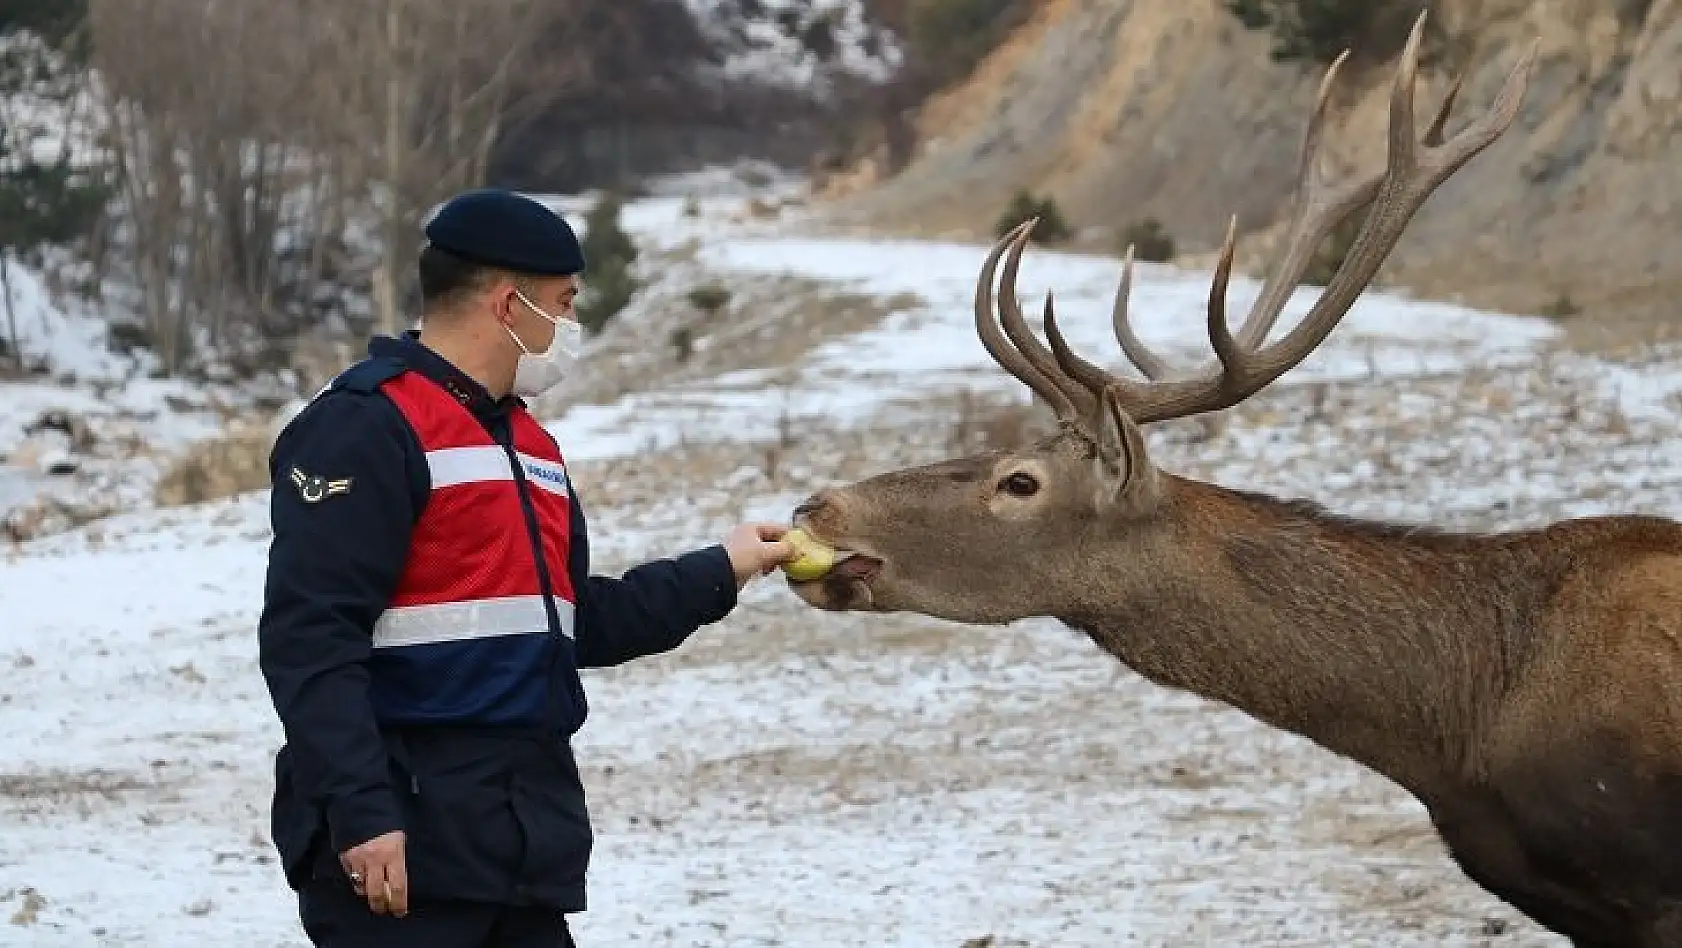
[945,389,1047,453]
[0,769,154,801]
[1559,308,1682,355]
[153,417,279,507]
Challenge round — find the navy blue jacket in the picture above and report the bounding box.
[258,333,738,911]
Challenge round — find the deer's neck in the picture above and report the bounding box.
[1060,479,1572,794]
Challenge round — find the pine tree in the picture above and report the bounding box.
[1223,0,1437,67]
[0,0,89,51]
[574,192,641,336]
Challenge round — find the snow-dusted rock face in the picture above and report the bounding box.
[685,0,904,92]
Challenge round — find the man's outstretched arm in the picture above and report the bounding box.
[570,502,790,669]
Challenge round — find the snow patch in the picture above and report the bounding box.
[0,258,146,382]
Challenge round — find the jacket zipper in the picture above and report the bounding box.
[498,436,564,631]
[499,433,567,727]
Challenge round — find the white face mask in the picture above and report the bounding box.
[505,287,582,399]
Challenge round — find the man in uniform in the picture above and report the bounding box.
[258,188,795,947]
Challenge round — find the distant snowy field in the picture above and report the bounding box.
[545,191,1560,460]
[7,182,1682,946]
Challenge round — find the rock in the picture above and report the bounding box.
[2,494,119,543]
[22,409,94,452]
[39,450,79,476]
[13,429,73,475]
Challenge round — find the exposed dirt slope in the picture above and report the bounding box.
[822,0,1682,324]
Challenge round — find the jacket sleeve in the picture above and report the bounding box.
[569,494,739,669]
[257,392,421,855]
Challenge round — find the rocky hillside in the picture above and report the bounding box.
[821,0,1682,328]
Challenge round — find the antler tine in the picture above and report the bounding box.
[1114,10,1535,426]
[1108,245,1173,380]
[974,219,1079,419]
[1225,42,1465,355]
[1042,290,1118,423]
[1206,215,1244,375]
[996,223,1097,416]
[1227,48,1368,353]
[1105,44,1456,385]
[1424,67,1467,147]
[1248,18,1536,374]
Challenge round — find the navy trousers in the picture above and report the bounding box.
[298,881,578,948]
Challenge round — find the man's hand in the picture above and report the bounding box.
[722,523,795,588]
[340,830,409,917]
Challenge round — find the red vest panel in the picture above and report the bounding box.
[375,372,576,649]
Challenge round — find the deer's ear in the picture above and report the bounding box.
[1096,385,1158,503]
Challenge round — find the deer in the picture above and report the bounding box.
[783,14,1682,948]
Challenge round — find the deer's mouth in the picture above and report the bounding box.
[828,552,883,584]
[801,554,884,611]
[784,530,884,610]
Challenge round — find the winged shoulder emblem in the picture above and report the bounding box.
[290,466,353,503]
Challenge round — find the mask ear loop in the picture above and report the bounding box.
[504,287,557,357]
[503,294,533,356]
[512,287,559,328]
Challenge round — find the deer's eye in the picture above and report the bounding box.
[998,472,1040,497]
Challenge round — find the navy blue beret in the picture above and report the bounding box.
[423,188,585,276]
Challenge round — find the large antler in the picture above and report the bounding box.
[973,12,1537,427]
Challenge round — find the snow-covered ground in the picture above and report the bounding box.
[8,187,1682,946]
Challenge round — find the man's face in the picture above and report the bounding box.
[495,274,580,351]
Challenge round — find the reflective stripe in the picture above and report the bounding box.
[372,594,576,648]
[423,446,569,498]
[515,452,570,498]
[427,445,512,489]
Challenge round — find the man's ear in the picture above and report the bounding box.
[490,278,522,327]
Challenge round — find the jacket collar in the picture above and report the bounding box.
[367,330,525,417]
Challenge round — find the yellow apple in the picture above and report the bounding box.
[781,527,837,582]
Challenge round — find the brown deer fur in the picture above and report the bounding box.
[784,15,1682,947]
